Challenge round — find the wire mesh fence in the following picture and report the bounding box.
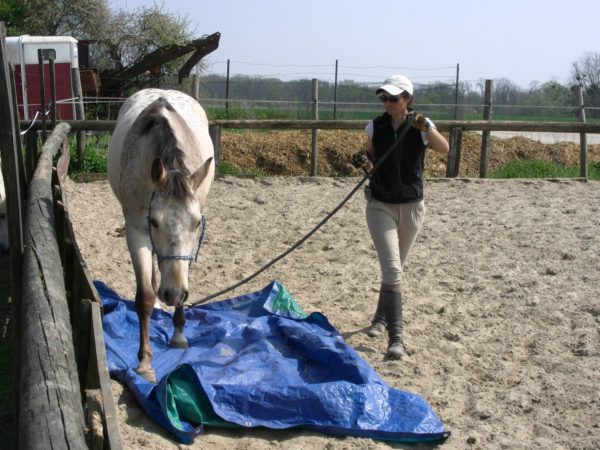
[74,73,600,122]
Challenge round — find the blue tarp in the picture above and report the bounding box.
[98,280,450,444]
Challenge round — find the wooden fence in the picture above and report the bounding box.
[19,123,121,449]
[1,25,122,449]
[22,117,600,179]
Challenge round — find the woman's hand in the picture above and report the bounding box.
[410,113,433,132]
[351,150,369,169]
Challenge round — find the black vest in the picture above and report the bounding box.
[369,113,427,203]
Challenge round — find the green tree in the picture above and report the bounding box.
[0,0,26,35]
[571,52,600,90]
[5,0,111,38]
[96,4,192,72]
[490,78,521,106]
[570,52,600,113]
[523,81,571,106]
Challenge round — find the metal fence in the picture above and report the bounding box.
[160,74,600,121]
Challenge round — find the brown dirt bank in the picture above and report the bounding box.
[220,130,600,177]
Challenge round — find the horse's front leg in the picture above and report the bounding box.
[151,256,161,308]
[135,283,157,382]
[127,226,157,382]
[170,306,188,349]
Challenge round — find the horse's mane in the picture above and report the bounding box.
[134,97,193,202]
[162,170,192,203]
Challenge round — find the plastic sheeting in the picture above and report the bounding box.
[98,280,450,444]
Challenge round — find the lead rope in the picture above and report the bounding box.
[188,114,415,307]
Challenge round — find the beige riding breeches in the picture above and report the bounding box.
[365,194,425,286]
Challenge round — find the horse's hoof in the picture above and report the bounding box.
[135,367,157,383]
[169,338,189,349]
[153,299,163,309]
[169,329,188,349]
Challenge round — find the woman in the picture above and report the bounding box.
[353,75,449,359]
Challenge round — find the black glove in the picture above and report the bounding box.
[351,150,369,169]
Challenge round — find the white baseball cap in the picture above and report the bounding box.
[375,75,414,96]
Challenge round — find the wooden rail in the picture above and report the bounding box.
[18,118,600,133]
[20,117,600,179]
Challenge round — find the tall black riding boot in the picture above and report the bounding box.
[384,289,406,359]
[365,290,386,337]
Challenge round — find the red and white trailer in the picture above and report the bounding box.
[6,35,81,120]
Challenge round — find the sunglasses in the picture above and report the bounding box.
[379,92,410,103]
[379,95,400,103]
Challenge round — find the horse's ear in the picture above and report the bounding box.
[191,157,213,191]
[151,157,167,189]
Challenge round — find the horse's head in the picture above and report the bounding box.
[148,156,213,307]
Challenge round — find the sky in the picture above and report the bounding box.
[109,0,600,89]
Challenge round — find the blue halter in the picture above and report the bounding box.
[147,192,207,264]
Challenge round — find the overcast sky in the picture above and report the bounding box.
[109,0,600,88]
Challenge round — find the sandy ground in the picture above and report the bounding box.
[64,176,600,450]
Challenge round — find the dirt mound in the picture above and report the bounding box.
[221,130,600,177]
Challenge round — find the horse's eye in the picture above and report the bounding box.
[150,218,159,228]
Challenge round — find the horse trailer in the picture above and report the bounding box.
[5,35,82,121]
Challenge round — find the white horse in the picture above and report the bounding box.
[108,89,214,382]
[0,156,8,254]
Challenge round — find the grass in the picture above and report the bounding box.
[490,160,600,179]
[67,134,109,176]
[219,161,263,177]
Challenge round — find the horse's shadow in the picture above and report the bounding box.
[206,425,448,449]
[341,326,370,341]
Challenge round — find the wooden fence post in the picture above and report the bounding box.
[8,62,27,187]
[37,49,48,142]
[209,124,221,176]
[48,55,56,129]
[576,85,588,179]
[446,127,463,177]
[225,59,230,114]
[480,79,493,178]
[0,21,26,442]
[311,79,319,177]
[191,73,200,100]
[71,66,86,170]
[24,130,38,181]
